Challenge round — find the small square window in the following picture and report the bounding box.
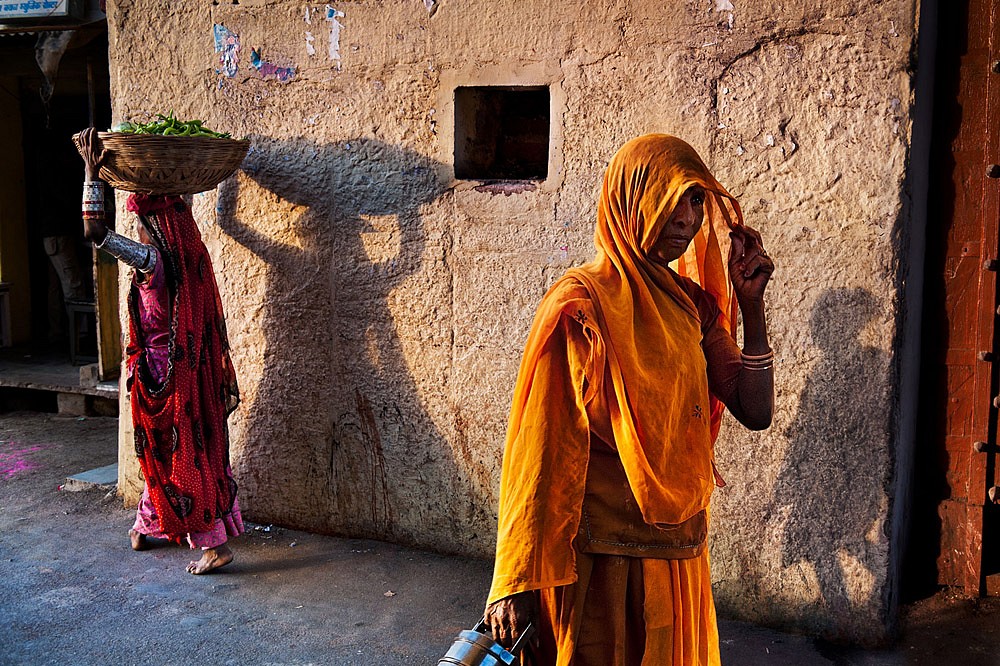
[454,86,550,181]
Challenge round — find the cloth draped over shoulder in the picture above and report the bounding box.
[489,135,743,603]
[125,194,240,539]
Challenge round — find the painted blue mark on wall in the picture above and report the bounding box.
[213,24,240,79]
[250,48,296,82]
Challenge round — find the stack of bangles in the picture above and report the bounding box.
[741,350,774,371]
[82,180,104,220]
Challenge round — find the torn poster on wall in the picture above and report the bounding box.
[213,24,240,79]
[250,48,297,82]
[326,4,345,68]
[304,7,316,56]
[715,0,735,29]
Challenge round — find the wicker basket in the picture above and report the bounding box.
[72,132,250,195]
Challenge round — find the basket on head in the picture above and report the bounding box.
[72,132,251,196]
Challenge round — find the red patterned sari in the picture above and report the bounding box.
[125,194,241,541]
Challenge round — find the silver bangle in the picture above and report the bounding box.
[97,231,158,274]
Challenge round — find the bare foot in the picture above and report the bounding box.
[129,529,150,551]
[186,544,234,575]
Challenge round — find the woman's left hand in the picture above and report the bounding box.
[483,592,538,651]
[728,225,774,304]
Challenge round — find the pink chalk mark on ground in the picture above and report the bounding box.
[0,442,50,479]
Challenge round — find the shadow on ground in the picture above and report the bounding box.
[1,411,998,665]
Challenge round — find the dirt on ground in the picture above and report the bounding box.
[1,410,999,665]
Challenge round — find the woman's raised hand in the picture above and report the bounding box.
[728,225,774,304]
[78,128,109,244]
[79,127,109,182]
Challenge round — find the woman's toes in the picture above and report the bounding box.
[129,530,149,551]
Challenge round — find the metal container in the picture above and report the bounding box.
[437,620,535,666]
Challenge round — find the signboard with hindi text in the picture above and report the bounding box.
[0,0,83,21]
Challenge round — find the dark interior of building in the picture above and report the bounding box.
[0,27,117,411]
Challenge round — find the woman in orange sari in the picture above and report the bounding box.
[484,134,774,665]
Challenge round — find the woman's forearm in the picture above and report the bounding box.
[739,298,769,354]
[81,177,155,274]
[97,231,158,273]
[734,298,774,430]
[82,179,109,244]
[82,214,108,245]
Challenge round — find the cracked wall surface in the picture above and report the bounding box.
[108,0,919,643]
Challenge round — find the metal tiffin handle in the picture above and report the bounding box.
[474,619,536,660]
[508,621,536,659]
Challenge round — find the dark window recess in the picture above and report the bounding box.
[454,86,550,180]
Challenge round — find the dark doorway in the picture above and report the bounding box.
[0,28,118,412]
[22,90,103,357]
[10,30,113,361]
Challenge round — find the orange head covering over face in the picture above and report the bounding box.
[489,135,743,602]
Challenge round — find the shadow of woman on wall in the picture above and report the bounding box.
[215,137,472,548]
[769,287,892,636]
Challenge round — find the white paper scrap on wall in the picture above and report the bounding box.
[326,5,346,67]
[715,0,734,28]
[306,31,316,56]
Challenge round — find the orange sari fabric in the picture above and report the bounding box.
[489,134,742,604]
[535,553,721,666]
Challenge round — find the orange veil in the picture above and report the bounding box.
[489,135,743,602]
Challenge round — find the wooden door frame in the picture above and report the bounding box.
[909,0,1000,599]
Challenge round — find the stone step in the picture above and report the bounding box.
[63,463,118,492]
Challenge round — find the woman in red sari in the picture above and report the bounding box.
[78,128,243,574]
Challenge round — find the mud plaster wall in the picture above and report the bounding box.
[108,0,919,643]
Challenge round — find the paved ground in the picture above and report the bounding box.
[1,410,999,665]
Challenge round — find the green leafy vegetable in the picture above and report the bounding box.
[110,112,232,139]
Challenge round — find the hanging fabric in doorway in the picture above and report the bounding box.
[34,31,73,105]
